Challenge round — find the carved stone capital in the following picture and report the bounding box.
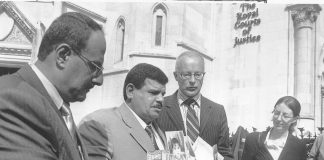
[286,4,321,29]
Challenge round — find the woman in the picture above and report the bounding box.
[241,96,307,160]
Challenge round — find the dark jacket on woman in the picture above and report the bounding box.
[241,130,307,160]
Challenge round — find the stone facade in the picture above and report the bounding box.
[1,1,324,136]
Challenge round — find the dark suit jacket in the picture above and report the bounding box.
[241,131,307,160]
[157,91,233,159]
[78,103,167,160]
[0,65,88,160]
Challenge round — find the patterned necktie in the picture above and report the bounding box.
[60,103,84,160]
[60,103,77,142]
[184,98,199,143]
[145,125,159,150]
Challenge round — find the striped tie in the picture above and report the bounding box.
[184,98,199,143]
[145,125,159,150]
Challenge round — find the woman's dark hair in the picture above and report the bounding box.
[274,96,301,117]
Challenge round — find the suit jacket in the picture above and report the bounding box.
[241,131,307,160]
[0,65,88,160]
[231,126,249,160]
[78,103,167,160]
[157,91,233,159]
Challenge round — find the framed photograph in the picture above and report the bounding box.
[166,131,195,160]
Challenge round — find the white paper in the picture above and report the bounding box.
[192,137,213,160]
[192,137,224,160]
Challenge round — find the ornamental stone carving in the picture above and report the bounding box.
[0,1,35,41]
[287,4,321,29]
[4,25,31,45]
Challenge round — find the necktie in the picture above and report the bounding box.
[145,125,159,150]
[60,103,85,160]
[60,103,77,142]
[184,98,199,143]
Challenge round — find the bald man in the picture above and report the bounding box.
[157,51,233,160]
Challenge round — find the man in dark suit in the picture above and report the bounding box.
[157,51,233,159]
[78,63,169,160]
[0,12,106,160]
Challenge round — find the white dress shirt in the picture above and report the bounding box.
[264,128,288,160]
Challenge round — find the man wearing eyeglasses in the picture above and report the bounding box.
[0,12,106,160]
[157,51,234,160]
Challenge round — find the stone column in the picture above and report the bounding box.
[286,4,321,132]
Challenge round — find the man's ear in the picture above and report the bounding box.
[55,44,71,67]
[125,83,135,100]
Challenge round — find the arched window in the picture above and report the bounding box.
[152,3,167,47]
[115,18,125,63]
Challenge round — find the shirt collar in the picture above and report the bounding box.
[30,64,64,110]
[177,90,201,107]
[125,102,150,129]
[264,128,288,149]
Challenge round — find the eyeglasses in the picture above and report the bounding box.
[70,47,104,77]
[273,110,294,120]
[177,72,205,80]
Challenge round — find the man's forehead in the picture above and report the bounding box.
[82,31,106,63]
[176,56,204,70]
[143,78,165,88]
[85,31,106,53]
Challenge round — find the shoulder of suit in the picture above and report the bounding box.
[164,94,175,101]
[0,74,50,110]
[0,72,26,90]
[81,107,119,124]
[288,134,305,147]
[246,131,261,139]
[162,94,177,106]
[201,96,224,109]
[248,131,267,139]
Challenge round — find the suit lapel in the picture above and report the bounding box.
[164,91,185,131]
[74,122,88,160]
[17,65,66,125]
[18,65,73,135]
[18,65,82,159]
[199,96,212,133]
[278,134,293,160]
[17,66,58,112]
[119,103,155,152]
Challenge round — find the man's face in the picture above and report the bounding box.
[174,56,204,98]
[130,78,166,124]
[64,30,106,102]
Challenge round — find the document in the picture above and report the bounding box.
[192,137,224,160]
